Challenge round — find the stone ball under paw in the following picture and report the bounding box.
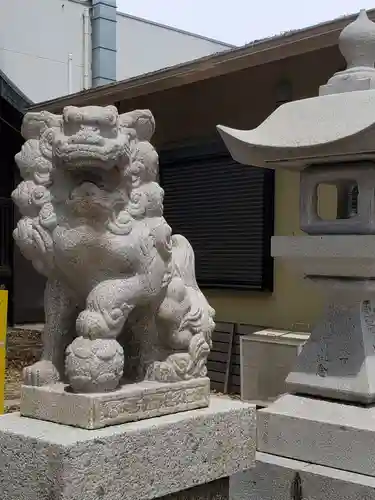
[65,337,124,393]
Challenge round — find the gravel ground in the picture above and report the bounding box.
[5,328,42,412]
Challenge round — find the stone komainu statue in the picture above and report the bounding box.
[12,105,215,393]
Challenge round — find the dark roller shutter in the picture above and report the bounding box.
[159,140,274,291]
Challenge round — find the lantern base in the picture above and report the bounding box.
[257,393,375,477]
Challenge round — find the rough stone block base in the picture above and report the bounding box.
[0,396,255,500]
[21,377,209,429]
[258,394,375,476]
[231,452,375,500]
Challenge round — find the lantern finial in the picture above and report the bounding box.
[320,10,375,95]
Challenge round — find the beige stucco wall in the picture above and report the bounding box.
[205,170,336,332]
[119,45,343,332]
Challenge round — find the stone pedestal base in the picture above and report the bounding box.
[270,235,375,403]
[20,377,209,429]
[257,394,375,476]
[0,396,255,500]
[231,452,375,500]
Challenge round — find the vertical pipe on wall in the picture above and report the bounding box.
[67,53,73,94]
[83,7,91,89]
[91,0,117,88]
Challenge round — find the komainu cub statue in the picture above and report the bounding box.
[12,106,215,394]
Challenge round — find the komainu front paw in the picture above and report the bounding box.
[23,360,60,386]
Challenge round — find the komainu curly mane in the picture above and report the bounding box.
[12,105,215,394]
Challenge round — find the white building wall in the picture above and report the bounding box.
[0,0,233,104]
[0,0,89,103]
[116,13,232,81]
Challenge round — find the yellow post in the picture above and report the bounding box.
[0,290,8,415]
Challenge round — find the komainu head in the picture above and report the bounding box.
[12,105,160,275]
[54,105,129,171]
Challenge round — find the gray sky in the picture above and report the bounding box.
[117,1,375,46]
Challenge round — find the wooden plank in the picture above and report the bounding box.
[211,341,240,355]
[208,323,242,395]
[210,380,240,394]
[212,331,241,344]
[207,360,226,373]
[210,380,224,392]
[207,360,241,376]
[224,324,235,394]
[211,341,229,354]
[210,371,241,387]
[214,322,235,333]
[210,371,226,384]
[209,351,241,365]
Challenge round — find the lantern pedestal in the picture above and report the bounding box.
[218,9,375,499]
[257,394,375,476]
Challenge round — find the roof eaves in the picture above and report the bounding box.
[0,69,33,113]
[29,8,375,112]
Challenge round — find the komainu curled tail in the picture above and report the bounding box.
[146,234,216,382]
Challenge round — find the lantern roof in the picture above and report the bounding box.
[217,10,375,170]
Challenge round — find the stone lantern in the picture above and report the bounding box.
[218,9,375,486]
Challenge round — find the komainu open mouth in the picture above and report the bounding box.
[67,165,122,193]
